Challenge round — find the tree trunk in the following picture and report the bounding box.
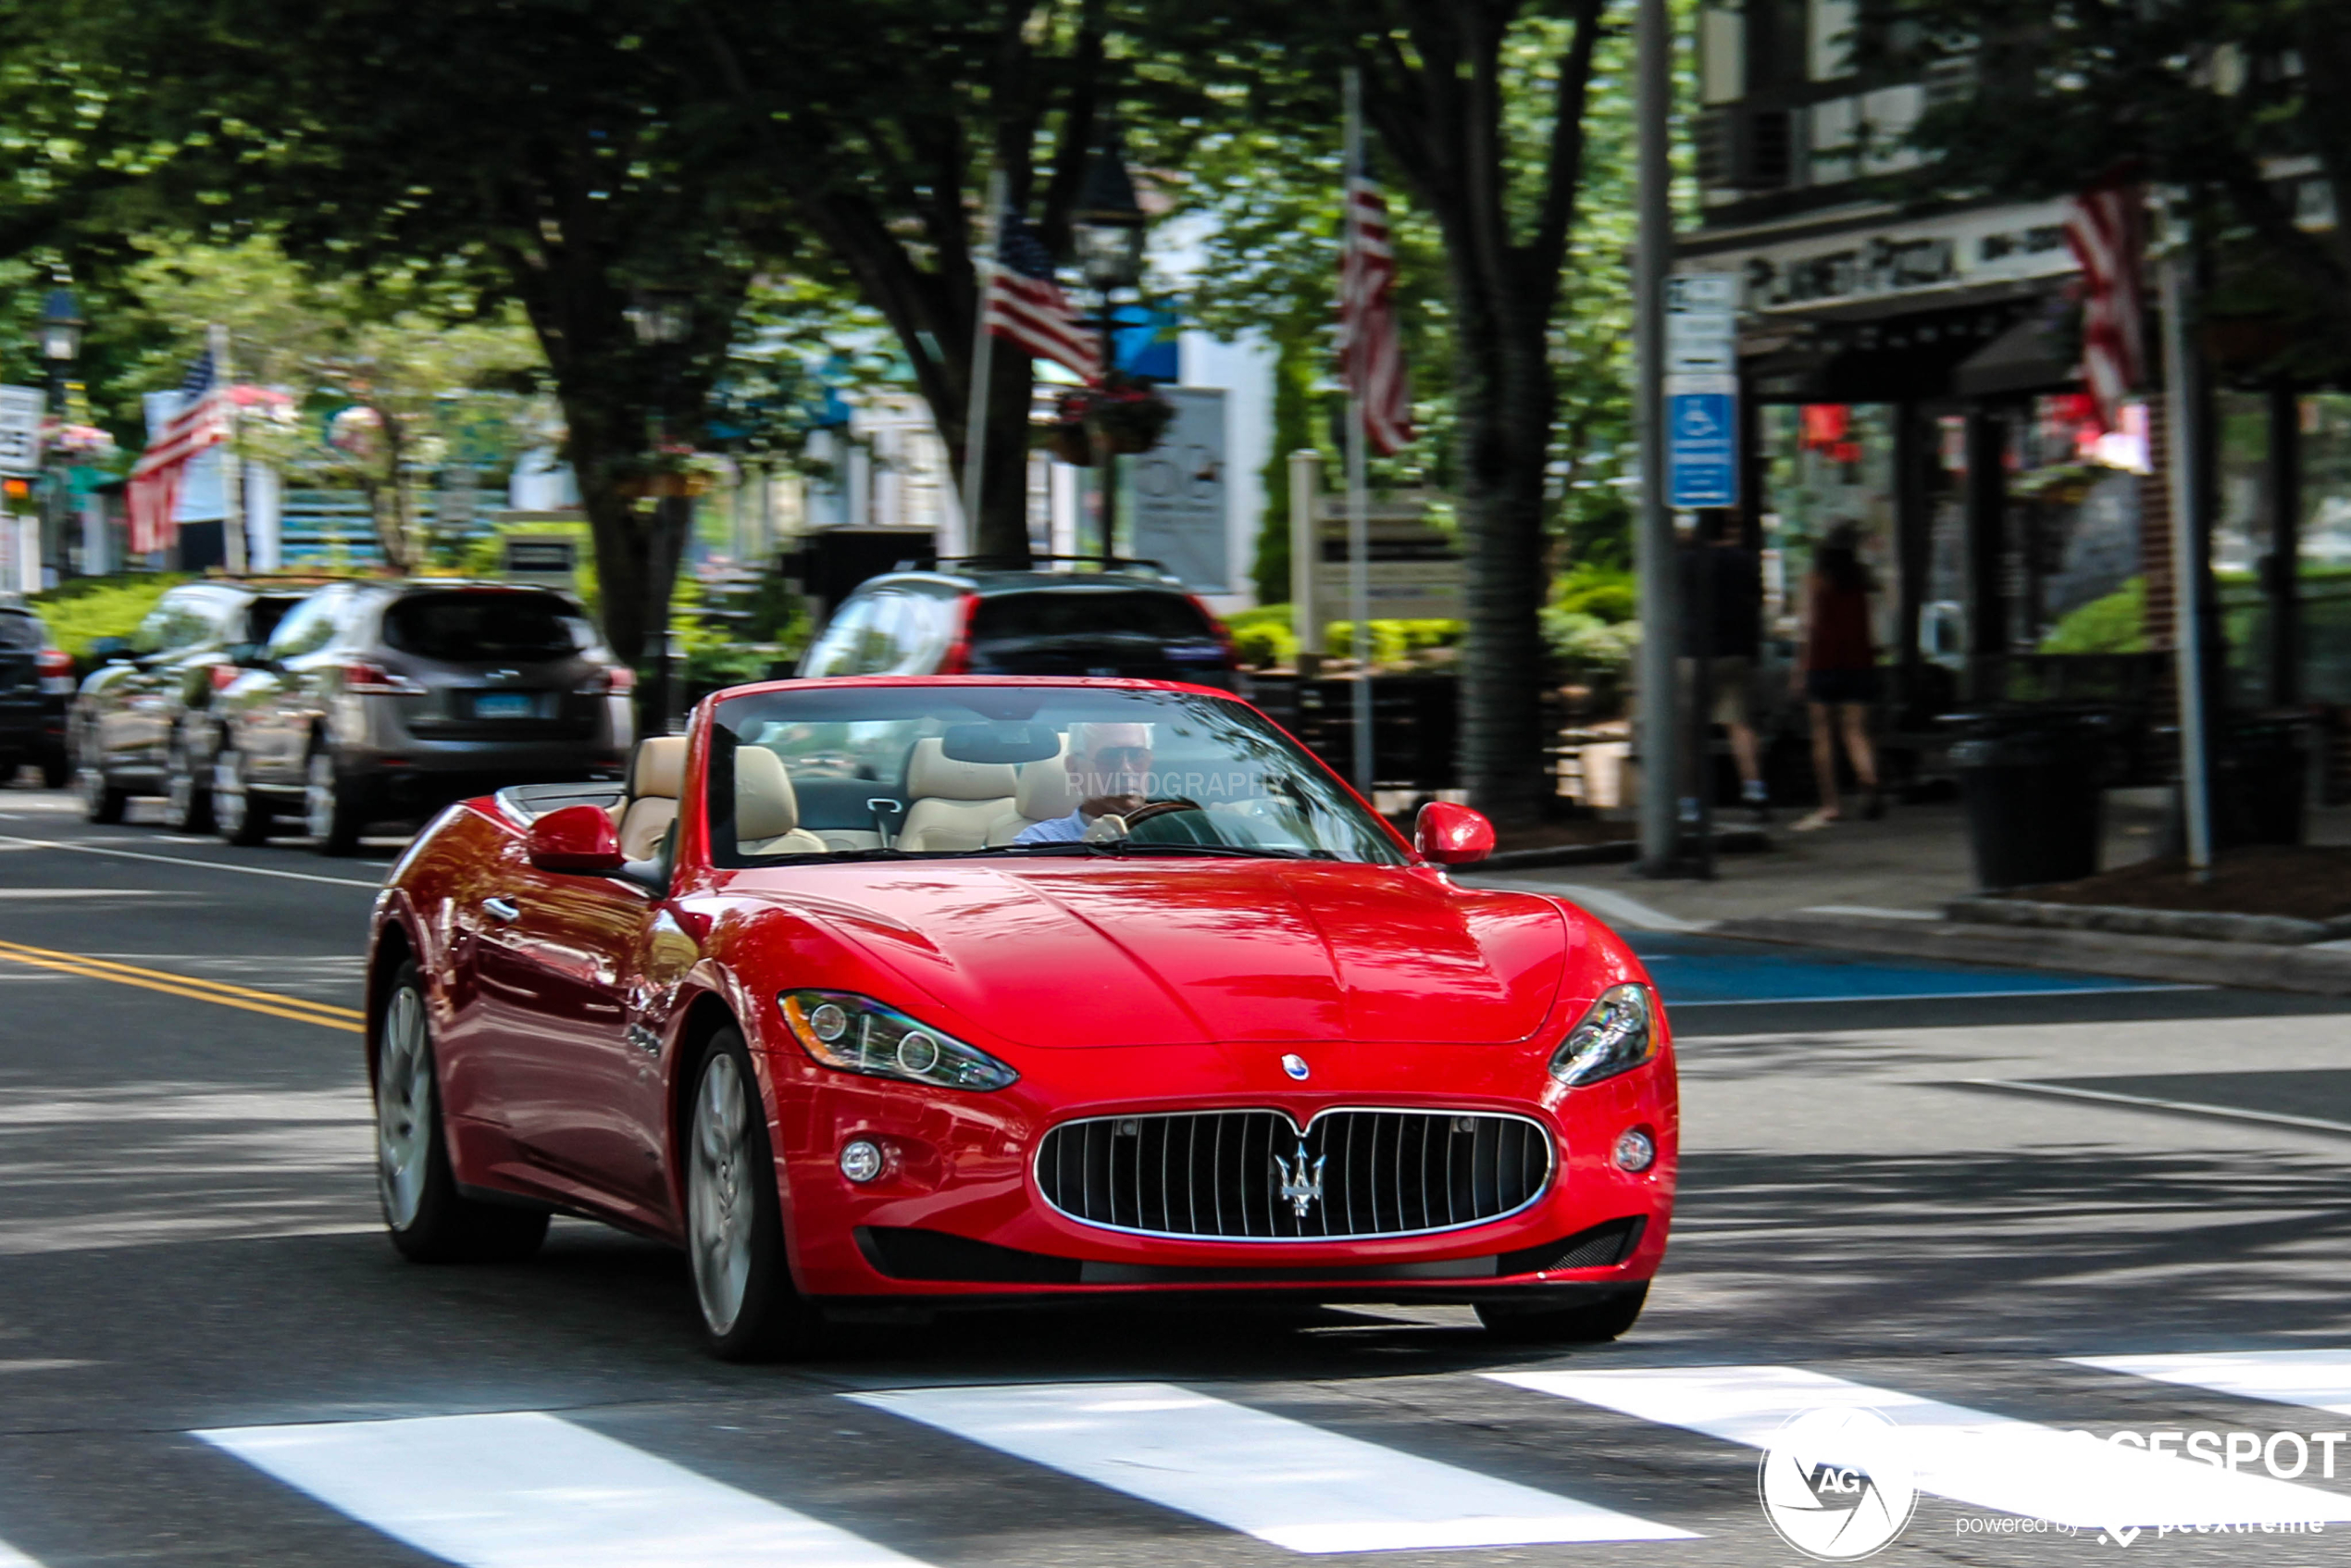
[1449,280,1556,828]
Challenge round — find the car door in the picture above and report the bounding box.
[470,856,671,1213]
[243,586,349,783]
[100,592,205,774]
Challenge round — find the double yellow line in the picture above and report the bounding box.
[0,939,365,1033]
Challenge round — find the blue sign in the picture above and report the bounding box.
[1667,386,1739,508]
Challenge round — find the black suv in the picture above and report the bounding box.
[0,598,72,787]
[71,579,311,827]
[796,560,1239,689]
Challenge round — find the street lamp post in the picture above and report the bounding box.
[1072,131,1145,562]
[628,286,694,735]
[37,289,83,584]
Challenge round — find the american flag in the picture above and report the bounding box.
[1339,155,1412,454]
[983,211,1101,382]
[2065,180,2146,433]
[126,348,232,554]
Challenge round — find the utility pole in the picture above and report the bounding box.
[1634,0,1683,877]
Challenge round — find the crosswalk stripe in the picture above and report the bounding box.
[2072,1350,2351,1417]
[1488,1365,2351,1531]
[197,1411,929,1567]
[847,1380,1695,1553]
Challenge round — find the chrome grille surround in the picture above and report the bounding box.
[1033,1107,1555,1242]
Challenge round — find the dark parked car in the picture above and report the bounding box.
[70,579,310,828]
[0,598,72,788]
[797,562,1240,690]
[212,579,634,853]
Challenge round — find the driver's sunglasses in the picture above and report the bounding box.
[1089,746,1151,769]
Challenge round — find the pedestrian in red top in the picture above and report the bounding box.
[1790,521,1884,830]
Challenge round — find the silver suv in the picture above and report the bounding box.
[212,580,634,853]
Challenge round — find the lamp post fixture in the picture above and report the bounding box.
[36,288,83,583]
[1071,131,1145,561]
[626,286,695,735]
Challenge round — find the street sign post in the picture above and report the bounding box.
[1664,274,1740,510]
[0,386,45,477]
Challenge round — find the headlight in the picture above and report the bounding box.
[778,989,1018,1091]
[1548,983,1655,1087]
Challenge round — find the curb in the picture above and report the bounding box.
[1481,827,1770,872]
[1712,911,2351,998]
[1946,896,2351,948]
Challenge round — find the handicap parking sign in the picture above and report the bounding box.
[1666,374,1738,509]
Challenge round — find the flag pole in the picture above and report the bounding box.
[2157,196,2214,882]
[1343,68,1375,797]
[212,323,246,575]
[959,169,1009,561]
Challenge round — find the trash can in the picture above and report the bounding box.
[2212,717,2308,849]
[1949,715,2106,890]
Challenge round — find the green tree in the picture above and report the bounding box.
[1860,0,2351,367]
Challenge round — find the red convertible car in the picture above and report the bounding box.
[367,678,1676,1359]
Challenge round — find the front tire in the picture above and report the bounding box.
[38,746,68,790]
[77,761,127,824]
[687,1028,826,1361]
[376,959,549,1263]
[1476,1283,1649,1345]
[161,724,216,834]
[305,749,367,856]
[214,749,272,846]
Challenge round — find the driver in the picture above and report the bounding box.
[1015,723,1153,843]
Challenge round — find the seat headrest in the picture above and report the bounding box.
[1015,754,1078,820]
[906,736,1017,802]
[733,745,800,842]
[629,736,686,801]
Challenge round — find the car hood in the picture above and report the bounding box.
[724,860,1576,1047]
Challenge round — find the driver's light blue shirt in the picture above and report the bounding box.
[1014,810,1089,845]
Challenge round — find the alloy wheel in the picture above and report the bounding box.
[305,752,338,840]
[376,983,433,1229]
[162,728,203,831]
[213,753,247,838]
[688,1052,755,1337]
[76,765,106,815]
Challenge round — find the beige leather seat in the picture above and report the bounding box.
[734,745,827,855]
[986,753,1080,845]
[616,736,686,861]
[897,738,1017,852]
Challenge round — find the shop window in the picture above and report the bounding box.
[2302,393,2351,704]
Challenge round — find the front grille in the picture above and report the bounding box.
[1035,1109,1553,1241]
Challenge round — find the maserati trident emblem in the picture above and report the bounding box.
[1281,1053,1310,1080]
[1273,1145,1326,1218]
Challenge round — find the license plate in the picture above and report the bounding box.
[473,692,536,719]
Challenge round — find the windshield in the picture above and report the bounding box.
[382,591,588,662]
[708,685,1405,867]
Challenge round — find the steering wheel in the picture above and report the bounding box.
[1121,799,1216,846]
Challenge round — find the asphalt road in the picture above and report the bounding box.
[5,782,2351,1566]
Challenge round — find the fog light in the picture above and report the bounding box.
[1612,1127,1656,1173]
[839,1139,885,1183]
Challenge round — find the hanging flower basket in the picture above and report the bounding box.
[1039,423,1096,467]
[614,471,713,499]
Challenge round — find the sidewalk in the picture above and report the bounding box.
[1462,794,2351,997]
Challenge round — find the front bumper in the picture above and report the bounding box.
[757,1036,1676,1302]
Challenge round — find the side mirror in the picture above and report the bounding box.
[91,637,131,665]
[527,803,627,874]
[1414,801,1496,866]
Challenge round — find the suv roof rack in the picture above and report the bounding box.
[936,553,1178,579]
